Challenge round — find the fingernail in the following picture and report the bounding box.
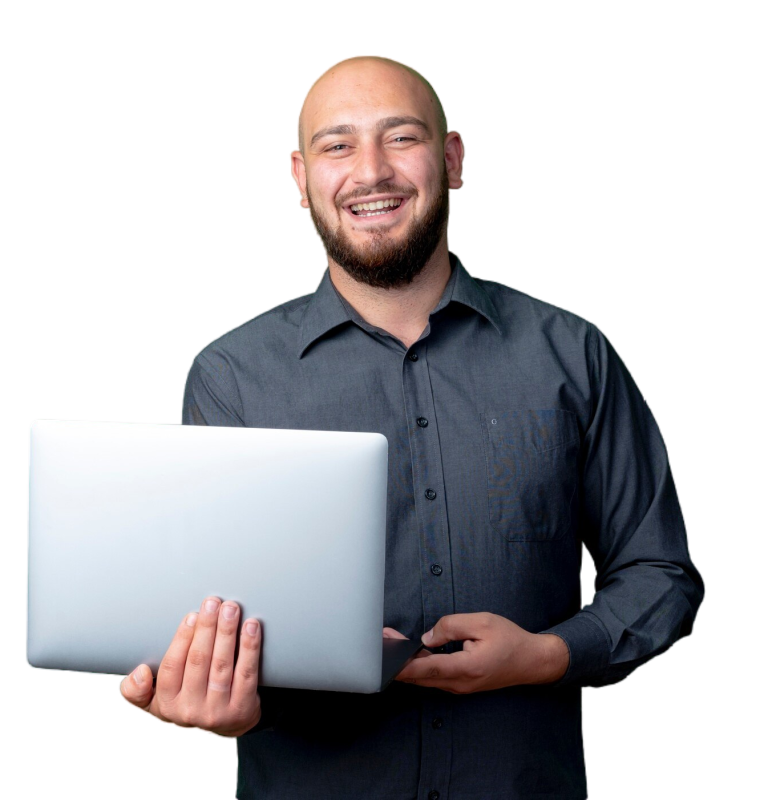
[186,612,198,627]
[421,630,432,645]
[205,598,219,613]
[245,620,259,636]
[222,604,238,620]
[132,666,144,686]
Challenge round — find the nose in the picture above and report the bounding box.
[350,141,394,189]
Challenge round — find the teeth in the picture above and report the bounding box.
[350,198,403,214]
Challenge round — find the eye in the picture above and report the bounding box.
[325,144,349,152]
[387,136,419,147]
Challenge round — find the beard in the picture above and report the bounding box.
[307,169,449,290]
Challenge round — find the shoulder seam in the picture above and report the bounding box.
[190,289,316,363]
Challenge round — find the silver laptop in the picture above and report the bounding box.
[27,420,422,693]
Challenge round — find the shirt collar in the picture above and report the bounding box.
[297,252,503,358]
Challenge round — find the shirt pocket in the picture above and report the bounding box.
[480,409,580,541]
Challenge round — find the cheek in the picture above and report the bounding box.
[308,165,347,208]
[394,153,442,195]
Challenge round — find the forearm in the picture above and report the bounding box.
[541,326,705,689]
[546,551,703,688]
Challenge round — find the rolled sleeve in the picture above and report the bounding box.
[541,325,705,688]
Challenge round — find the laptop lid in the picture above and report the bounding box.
[27,419,418,693]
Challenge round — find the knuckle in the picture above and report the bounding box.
[198,613,216,628]
[176,712,192,728]
[160,656,181,675]
[218,620,237,636]
[212,656,232,676]
[238,663,259,683]
[230,696,257,719]
[187,648,208,669]
[176,704,197,727]
[241,634,261,654]
[153,696,170,720]
[203,712,219,730]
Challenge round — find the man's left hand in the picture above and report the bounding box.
[384,613,569,694]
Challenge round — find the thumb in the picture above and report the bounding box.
[420,618,451,649]
[420,613,484,648]
[120,664,155,710]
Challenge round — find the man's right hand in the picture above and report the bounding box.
[120,596,262,737]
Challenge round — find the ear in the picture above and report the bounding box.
[291,150,310,208]
[443,131,465,190]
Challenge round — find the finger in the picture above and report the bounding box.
[155,611,199,702]
[229,618,261,715]
[382,626,409,640]
[120,664,155,710]
[395,651,472,685]
[207,601,240,697]
[421,612,493,649]
[182,596,222,696]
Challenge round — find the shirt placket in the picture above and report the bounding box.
[402,340,454,800]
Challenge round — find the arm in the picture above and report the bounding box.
[394,324,703,692]
[539,324,704,687]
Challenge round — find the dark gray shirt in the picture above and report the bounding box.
[183,254,703,800]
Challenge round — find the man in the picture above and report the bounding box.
[121,56,704,799]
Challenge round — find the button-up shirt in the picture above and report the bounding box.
[182,254,704,800]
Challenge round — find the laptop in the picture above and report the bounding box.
[27,420,422,693]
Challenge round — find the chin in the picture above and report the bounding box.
[308,173,449,289]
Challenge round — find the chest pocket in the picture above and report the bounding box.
[480,409,580,541]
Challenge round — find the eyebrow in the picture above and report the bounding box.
[310,115,431,148]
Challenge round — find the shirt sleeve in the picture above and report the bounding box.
[540,324,705,688]
[182,353,283,734]
[182,355,245,427]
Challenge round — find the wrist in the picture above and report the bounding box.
[527,633,570,685]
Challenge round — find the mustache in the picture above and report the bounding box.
[335,183,418,207]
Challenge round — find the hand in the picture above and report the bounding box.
[385,613,569,694]
[120,596,262,737]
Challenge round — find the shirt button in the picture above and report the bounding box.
[428,792,440,800]
[416,417,429,428]
[430,564,443,576]
[407,351,419,361]
[425,488,437,500]
[432,717,443,729]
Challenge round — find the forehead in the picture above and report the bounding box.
[302,62,437,142]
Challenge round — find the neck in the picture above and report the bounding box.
[327,237,452,349]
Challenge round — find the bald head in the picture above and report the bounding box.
[298,57,447,154]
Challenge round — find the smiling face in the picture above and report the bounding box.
[292,58,464,289]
